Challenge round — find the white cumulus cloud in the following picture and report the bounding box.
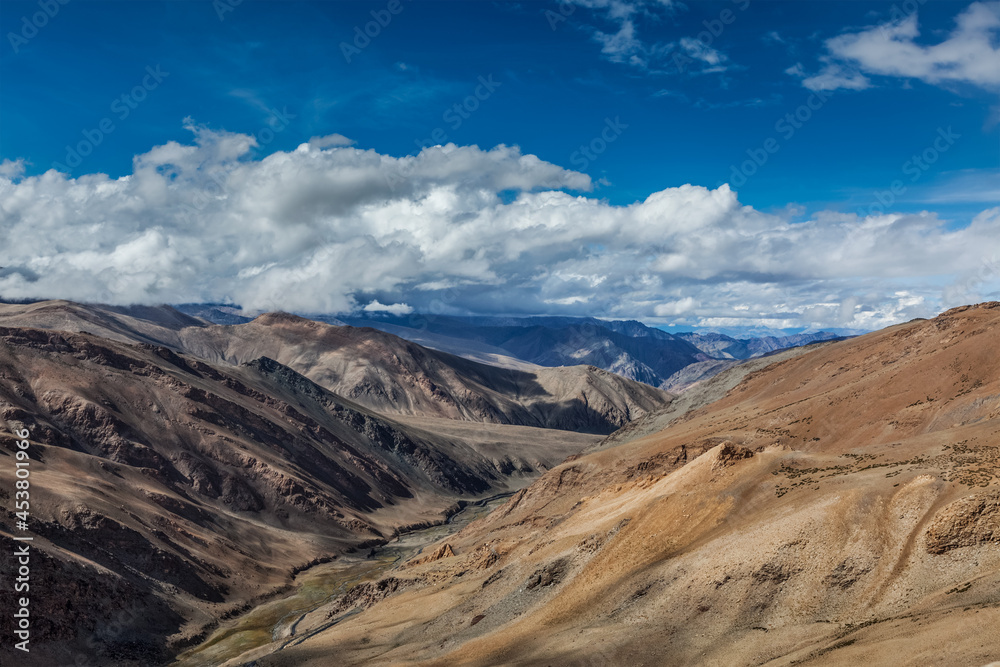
[0,123,998,330]
[363,300,414,316]
[798,2,1000,92]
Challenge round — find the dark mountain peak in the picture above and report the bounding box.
[243,354,284,373]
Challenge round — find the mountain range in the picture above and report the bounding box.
[0,300,669,665]
[175,308,844,393]
[2,299,990,666]
[216,302,1000,667]
[330,313,847,393]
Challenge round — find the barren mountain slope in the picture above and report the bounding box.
[0,300,208,348]
[0,327,599,665]
[602,339,846,450]
[345,315,707,388]
[0,302,671,435]
[677,330,845,360]
[321,319,544,372]
[253,303,1000,667]
[173,313,671,434]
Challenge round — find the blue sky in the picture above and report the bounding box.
[0,0,998,330]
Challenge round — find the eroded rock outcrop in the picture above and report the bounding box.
[406,543,456,567]
[925,491,1000,554]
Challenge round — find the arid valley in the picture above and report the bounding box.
[1,300,999,665]
[2,1,999,663]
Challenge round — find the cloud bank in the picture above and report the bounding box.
[797,1,1000,92]
[0,124,998,330]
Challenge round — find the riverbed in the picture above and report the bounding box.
[173,493,513,667]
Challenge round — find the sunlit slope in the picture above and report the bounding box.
[264,303,1000,666]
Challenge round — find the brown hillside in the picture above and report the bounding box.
[175,312,671,433]
[250,303,1000,667]
[0,302,672,435]
[0,327,597,665]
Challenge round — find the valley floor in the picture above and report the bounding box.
[206,304,1000,667]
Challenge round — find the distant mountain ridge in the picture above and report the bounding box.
[170,305,855,391]
[333,314,706,390]
[324,312,853,392]
[0,301,668,436]
[675,330,846,360]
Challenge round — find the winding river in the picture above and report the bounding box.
[174,493,513,667]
